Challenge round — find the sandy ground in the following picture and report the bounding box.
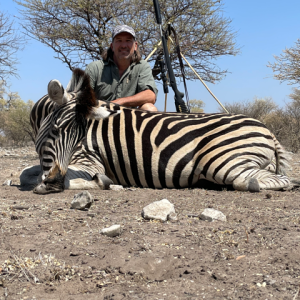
[0,146,300,300]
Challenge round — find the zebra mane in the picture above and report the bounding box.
[67,68,97,118]
[66,68,84,93]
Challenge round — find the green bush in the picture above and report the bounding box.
[0,82,34,146]
[189,99,205,113]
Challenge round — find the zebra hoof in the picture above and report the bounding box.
[232,177,260,193]
[247,178,260,193]
[94,174,114,190]
[291,177,300,188]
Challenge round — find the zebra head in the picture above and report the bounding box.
[33,69,120,194]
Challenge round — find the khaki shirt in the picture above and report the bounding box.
[85,59,158,101]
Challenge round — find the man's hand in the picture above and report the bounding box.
[112,89,157,111]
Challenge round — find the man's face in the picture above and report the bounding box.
[111,32,137,63]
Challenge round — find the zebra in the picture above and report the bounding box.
[30,68,297,194]
[30,72,87,139]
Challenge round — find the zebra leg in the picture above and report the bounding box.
[264,160,276,173]
[290,178,300,189]
[93,173,114,190]
[63,167,113,190]
[20,165,42,188]
[232,169,291,192]
[64,173,113,190]
[232,177,260,193]
[64,167,100,190]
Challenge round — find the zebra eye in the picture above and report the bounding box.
[52,125,59,136]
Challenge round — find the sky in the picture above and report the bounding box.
[1,0,300,113]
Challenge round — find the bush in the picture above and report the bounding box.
[219,97,278,121]
[189,99,205,113]
[220,94,300,153]
[0,83,34,146]
[270,90,300,153]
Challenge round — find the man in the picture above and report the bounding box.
[85,25,158,111]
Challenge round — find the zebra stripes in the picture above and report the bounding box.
[30,95,55,139]
[85,107,290,190]
[32,68,293,194]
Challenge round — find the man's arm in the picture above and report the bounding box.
[111,89,156,107]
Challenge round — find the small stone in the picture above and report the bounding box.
[109,185,124,191]
[100,225,121,237]
[70,191,94,210]
[142,199,175,222]
[257,282,266,287]
[3,180,12,186]
[199,208,226,222]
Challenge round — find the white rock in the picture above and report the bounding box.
[142,199,175,222]
[109,185,124,191]
[100,225,121,237]
[70,191,94,210]
[199,208,226,222]
[3,180,12,186]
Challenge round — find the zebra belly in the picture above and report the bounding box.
[95,137,199,188]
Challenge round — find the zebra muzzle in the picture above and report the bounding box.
[33,167,65,194]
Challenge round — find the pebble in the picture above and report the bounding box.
[142,199,175,222]
[100,225,121,237]
[2,180,12,186]
[109,185,124,191]
[199,208,227,222]
[70,191,94,210]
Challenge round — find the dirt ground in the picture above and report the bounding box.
[0,146,300,300]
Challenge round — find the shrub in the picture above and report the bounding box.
[220,94,300,153]
[0,83,34,146]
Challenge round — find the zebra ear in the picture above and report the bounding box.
[87,106,121,120]
[48,80,69,105]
